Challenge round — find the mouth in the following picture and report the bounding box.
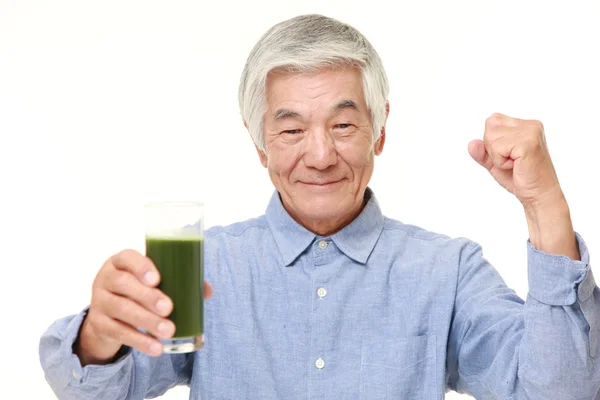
[300,179,344,187]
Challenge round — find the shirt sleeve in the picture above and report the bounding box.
[446,232,600,400]
[39,308,194,399]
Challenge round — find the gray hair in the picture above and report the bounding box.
[238,14,390,151]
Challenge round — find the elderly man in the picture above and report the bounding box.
[40,14,599,400]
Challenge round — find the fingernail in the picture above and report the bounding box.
[150,342,162,355]
[156,298,170,313]
[158,321,169,333]
[144,271,157,285]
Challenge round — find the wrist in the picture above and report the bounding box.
[523,193,580,261]
[523,193,570,229]
[74,314,122,366]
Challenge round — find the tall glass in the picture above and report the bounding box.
[144,201,204,353]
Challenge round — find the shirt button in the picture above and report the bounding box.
[315,358,325,369]
[318,240,328,249]
[72,370,80,380]
[317,287,327,298]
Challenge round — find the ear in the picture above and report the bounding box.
[245,120,269,168]
[255,145,268,168]
[374,102,389,156]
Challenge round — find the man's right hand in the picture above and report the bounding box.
[75,249,213,366]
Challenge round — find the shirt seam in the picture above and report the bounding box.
[205,222,268,238]
[382,222,453,243]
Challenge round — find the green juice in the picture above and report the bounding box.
[145,236,204,338]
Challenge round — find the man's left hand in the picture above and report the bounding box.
[468,112,580,260]
[468,113,562,209]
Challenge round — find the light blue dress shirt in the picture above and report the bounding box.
[40,188,600,399]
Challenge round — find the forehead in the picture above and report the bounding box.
[265,67,366,109]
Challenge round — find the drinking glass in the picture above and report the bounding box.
[144,201,204,353]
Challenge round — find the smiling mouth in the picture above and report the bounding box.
[301,179,343,186]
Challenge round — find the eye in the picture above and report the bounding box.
[282,129,303,134]
[335,123,352,129]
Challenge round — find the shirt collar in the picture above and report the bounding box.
[265,187,385,266]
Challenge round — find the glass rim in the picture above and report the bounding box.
[144,201,204,208]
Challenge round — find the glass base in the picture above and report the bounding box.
[161,335,204,353]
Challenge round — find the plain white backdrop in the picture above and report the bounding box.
[1,1,598,398]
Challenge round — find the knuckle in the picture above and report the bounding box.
[91,288,110,310]
[90,286,102,302]
[98,319,121,343]
[111,296,130,317]
[112,271,132,292]
[529,119,543,129]
[93,261,113,288]
[119,248,139,258]
[524,134,541,149]
[113,249,141,268]
[486,114,503,128]
[112,326,129,345]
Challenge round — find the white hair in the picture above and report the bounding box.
[238,14,390,151]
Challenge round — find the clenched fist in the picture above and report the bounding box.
[468,113,562,209]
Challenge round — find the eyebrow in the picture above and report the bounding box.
[272,99,360,121]
[332,99,360,113]
[273,108,302,121]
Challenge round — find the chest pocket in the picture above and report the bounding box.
[359,334,438,400]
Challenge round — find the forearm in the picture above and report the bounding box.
[524,190,580,261]
[40,311,136,399]
[517,233,598,398]
[40,311,190,399]
[518,290,600,399]
[450,236,599,399]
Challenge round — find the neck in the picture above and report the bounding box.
[281,192,368,236]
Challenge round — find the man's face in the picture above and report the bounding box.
[256,67,386,235]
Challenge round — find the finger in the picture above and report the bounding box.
[468,139,493,171]
[111,249,160,287]
[96,288,175,340]
[104,270,173,317]
[92,311,164,357]
[486,136,515,170]
[204,281,213,300]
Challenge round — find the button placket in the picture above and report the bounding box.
[310,238,333,383]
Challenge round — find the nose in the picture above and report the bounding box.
[303,129,337,170]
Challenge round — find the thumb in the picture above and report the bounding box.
[468,139,493,171]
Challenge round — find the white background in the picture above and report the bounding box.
[1,0,599,398]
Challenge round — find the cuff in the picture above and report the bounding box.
[62,308,133,388]
[528,232,593,306]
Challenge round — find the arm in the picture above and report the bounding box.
[39,308,193,400]
[455,113,600,397]
[446,232,599,399]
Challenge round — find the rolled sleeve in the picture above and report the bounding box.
[527,232,592,306]
[40,308,133,396]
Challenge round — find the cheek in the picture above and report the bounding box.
[338,142,374,168]
[267,144,303,176]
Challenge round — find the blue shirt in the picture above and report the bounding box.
[40,189,600,399]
